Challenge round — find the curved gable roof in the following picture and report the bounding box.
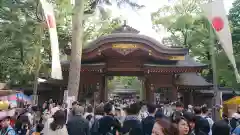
[83,33,188,55]
[176,73,212,87]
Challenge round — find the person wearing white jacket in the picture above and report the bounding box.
[42,110,68,135]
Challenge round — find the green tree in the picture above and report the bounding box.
[151,0,240,88]
[108,76,141,93]
[151,0,211,54]
[151,0,213,68]
[0,0,122,87]
[0,0,40,85]
[225,0,240,88]
[67,0,143,97]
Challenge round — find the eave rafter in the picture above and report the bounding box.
[176,85,213,90]
[144,67,205,73]
[62,63,106,73]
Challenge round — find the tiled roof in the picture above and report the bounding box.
[175,73,212,86]
[83,33,188,55]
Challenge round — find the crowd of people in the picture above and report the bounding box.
[1,99,240,135]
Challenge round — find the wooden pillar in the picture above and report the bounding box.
[59,86,63,103]
[183,91,190,108]
[141,78,146,100]
[145,78,154,103]
[137,77,146,100]
[142,78,146,100]
[101,76,111,102]
[150,84,155,103]
[189,90,194,105]
[77,82,82,101]
[172,86,178,102]
[78,72,86,101]
[94,82,100,104]
[145,79,149,102]
[100,75,105,102]
[104,76,108,101]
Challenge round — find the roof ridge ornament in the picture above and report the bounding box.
[123,20,127,31]
[123,20,127,26]
[111,20,140,34]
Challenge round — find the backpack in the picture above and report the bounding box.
[91,117,115,135]
[236,120,240,128]
[123,118,142,135]
[232,120,240,133]
[123,129,131,135]
[196,117,210,135]
[204,116,213,127]
[230,118,240,132]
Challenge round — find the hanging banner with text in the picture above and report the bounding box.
[40,0,63,80]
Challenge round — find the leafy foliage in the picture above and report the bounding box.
[0,0,40,85]
[108,77,141,93]
[0,0,122,86]
[151,0,240,88]
[151,0,212,52]
[227,0,240,88]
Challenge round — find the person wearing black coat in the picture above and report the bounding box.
[212,120,230,135]
[193,107,210,135]
[98,102,121,135]
[121,102,143,135]
[142,103,156,135]
[67,106,90,135]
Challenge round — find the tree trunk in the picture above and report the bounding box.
[32,25,42,105]
[20,44,24,63]
[67,0,85,100]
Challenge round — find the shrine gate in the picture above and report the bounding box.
[32,24,213,106]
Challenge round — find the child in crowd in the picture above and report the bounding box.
[32,123,44,135]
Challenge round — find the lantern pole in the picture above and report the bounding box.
[209,25,221,121]
[208,0,221,121]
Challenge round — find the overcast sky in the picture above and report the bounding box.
[110,0,235,42]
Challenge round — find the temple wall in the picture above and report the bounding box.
[38,90,62,104]
[193,92,213,107]
[147,73,177,102]
[23,85,63,105]
[147,74,173,88]
[78,72,103,102]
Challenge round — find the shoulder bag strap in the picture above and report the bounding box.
[3,129,14,135]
